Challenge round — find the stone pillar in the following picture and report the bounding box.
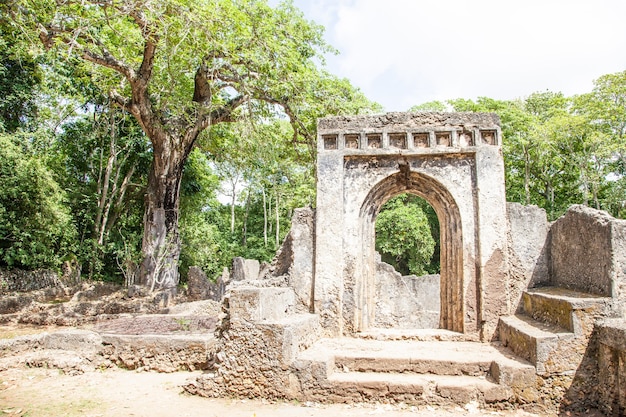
[474,145,510,341]
[314,146,345,336]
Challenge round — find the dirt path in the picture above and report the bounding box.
[0,367,551,417]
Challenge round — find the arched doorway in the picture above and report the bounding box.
[373,193,441,328]
[313,112,509,341]
[358,167,464,332]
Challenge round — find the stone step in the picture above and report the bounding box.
[522,286,611,334]
[356,328,479,342]
[296,337,536,404]
[332,341,492,376]
[498,314,577,374]
[327,371,512,405]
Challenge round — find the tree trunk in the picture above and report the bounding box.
[580,164,589,206]
[523,145,531,205]
[275,190,280,248]
[230,187,236,234]
[262,187,268,246]
[138,139,186,291]
[242,189,251,246]
[94,110,117,244]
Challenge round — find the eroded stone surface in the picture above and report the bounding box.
[506,203,550,313]
[316,112,508,339]
[551,205,626,300]
[374,260,440,329]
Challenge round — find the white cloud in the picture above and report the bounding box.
[293,0,626,111]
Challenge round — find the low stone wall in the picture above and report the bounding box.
[100,333,215,372]
[595,319,626,416]
[0,326,217,374]
[0,268,63,293]
[374,261,439,329]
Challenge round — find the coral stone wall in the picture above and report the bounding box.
[550,205,626,301]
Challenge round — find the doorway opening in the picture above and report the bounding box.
[373,193,441,329]
[357,170,464,333]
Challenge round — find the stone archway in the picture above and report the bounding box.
[359,168,463,332]
[313,112,511,341]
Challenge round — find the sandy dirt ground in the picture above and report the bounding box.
[0,367,553,417]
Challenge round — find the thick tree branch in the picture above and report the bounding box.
[257,93,313,145]
[128,9,159,89]
[109,91,132,113]
[179,94,248,156]
[210,94,248,125]
[193,64,212,105]
[39,24,135,80]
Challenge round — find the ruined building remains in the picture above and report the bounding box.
[187,112,626,414]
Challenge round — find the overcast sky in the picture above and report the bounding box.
[290,0,626,112]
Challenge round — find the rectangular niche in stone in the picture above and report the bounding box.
[458,131,474,147]
[480,130,497,145]
[412,133,429,148]
[366,134,382,149]
[345,134,360,149]
[389,133,407,149]
[436,132,451,147]
[323,135,338,150]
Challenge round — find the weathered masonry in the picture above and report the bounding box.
[315,112,508,340]
[188,112,626,413]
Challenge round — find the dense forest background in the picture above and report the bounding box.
[1,1,624,285]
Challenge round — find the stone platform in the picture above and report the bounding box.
[293,337,536,406]
[0,312,218,374]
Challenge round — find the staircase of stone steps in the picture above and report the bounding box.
[498,286,613,375]
[293,337,537,406]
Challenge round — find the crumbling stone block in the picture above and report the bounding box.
[267,207,314,311]
[550,205,626,298]
[229,286,295,322]
[187,266,227,301]
[231,257,260,281]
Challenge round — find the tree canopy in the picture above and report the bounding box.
[1,0,381,286]
[6,0,380,289]
[441,78,626,220]
[1,0,624,287]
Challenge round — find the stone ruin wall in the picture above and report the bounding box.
[507,203,626,315]
[315,112,509,341]
[0,268,65,294]
[596,319,626,415]
[506,203,626,413]
[374,259,440,329]
[5,110,626,412]
[506,203,550,313]
[551,205,626,302]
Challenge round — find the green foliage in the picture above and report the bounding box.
[0,8,42,132]
[8,0,384,289]
[179,149,224,280]
[0,134,76,268]
[442,83,626,220]
[408,101,449,112]
[4,0,625,291]
[375,194,436,276]
[0,49,41,132]
[50,107,150,281]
